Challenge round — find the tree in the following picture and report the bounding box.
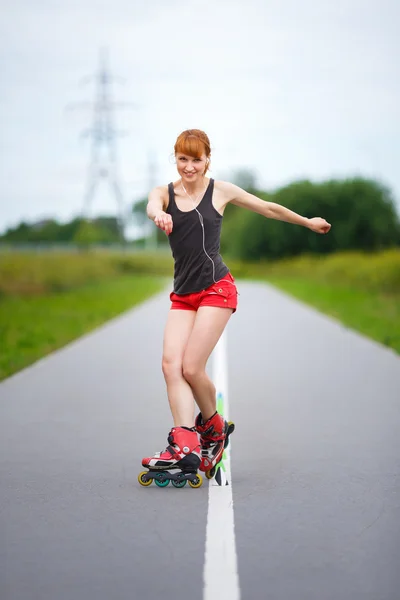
[221,177,400,260]
[132,198,148,226]
[73,219,118,248]
[0,216,122,245]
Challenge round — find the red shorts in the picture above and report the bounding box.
[170,272,238,313]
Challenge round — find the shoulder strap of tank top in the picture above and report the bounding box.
[167,182,175,210]
[202,178,214,205]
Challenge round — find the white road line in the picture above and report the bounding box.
[203,332,240,600]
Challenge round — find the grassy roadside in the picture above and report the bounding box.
[1,249,399,382]
[0,274,165,381]
[264,277,400,353]
[228,249,400,354]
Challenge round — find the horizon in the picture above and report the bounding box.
[1,0,399,235]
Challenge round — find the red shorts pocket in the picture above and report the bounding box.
[200,274,238,312]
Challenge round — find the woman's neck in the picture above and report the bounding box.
[180,176,208,197]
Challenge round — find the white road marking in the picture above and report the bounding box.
[203,332,240,600]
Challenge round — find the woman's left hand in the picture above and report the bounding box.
[307,217,331,234]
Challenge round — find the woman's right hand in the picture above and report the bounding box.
[153,211,173,235]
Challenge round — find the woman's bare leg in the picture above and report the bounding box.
[182,306,233,421]
[162,309,197,427]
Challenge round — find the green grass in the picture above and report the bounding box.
[1,249,399,382]
[265,276,400,353]
[228,249,400,353]
[0,250,173,296]
[0,275,165,381]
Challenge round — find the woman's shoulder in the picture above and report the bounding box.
[214,179,242,198]
[150,183,169,194]
[149,184,170,201]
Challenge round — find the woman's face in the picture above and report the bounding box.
[176,152,208,183]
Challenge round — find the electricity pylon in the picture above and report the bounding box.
[69,47,134,243]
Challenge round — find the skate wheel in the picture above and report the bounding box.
[154,474,170,487]
[205,467,216,480]
[188,474,203,488]
[138,471,152,486]
[171,479,187,488]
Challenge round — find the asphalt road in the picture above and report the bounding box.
[1,281,399,600]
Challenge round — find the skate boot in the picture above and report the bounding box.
[195,411,235,477]
[138,426,203,488]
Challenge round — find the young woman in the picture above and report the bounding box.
[140,129,331,486]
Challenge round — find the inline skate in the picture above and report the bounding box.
[195,411,235,479]
[138,426,203,488]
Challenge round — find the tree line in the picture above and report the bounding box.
[1,177,399,258]
[220,177,400,260]
[0,217,122,246]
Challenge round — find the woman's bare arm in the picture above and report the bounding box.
[218,181,331,234]
[146,186,173,235]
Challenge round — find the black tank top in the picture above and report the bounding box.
[166,178,229,294]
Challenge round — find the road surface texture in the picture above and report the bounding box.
[1,281,399,600]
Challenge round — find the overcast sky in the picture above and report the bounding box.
[1,0,399,235]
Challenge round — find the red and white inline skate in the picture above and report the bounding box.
[195,411,235,479]
[138,426,203,488]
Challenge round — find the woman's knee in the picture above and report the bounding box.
[162,355,183,382]
[182,358,204,384]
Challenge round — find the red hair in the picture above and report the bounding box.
[174,129,211,174]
